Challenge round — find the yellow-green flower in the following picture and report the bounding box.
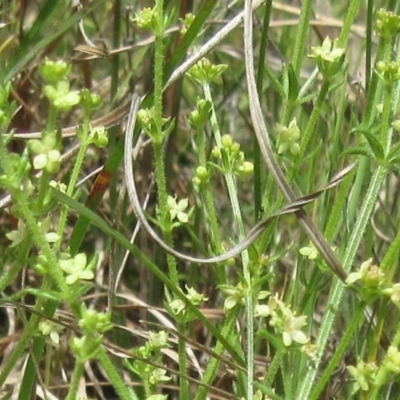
[299,242,318,260]
[276,118,301,155]
[59,253,94,285]
[39,319,64,344]
[309,37,344,63]
[167,195,189,223]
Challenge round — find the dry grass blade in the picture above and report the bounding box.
[124,95,354,273]
[7,1,267,140]
[243,0,349,282]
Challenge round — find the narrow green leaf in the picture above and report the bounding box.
[52,187,246,368]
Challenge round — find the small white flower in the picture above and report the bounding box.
[149,368,171,385]
[254,294,276,318]
[149,331,169,349]
[383,283,400,302]
[385,346,400,374]
[309,37,345,63]
[6,219,27,247]
[169,299,186,315]
[29,134,61,173]
[39,216,60,243]
[281,308,309,346]
[347,361,377,394]
[220,283,244,310]
[346,258,373,285]
[39,319,64,344]
[276,118,301,155]
[49,180,67,193]
[299,243,319,260]
[59,253,94,285]
[185,285,208,305]
[167,195,189,223]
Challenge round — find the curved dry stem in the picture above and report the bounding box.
[243,0,348,281]
[124,94,354,272]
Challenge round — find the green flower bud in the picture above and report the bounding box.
[89,126,108,148]
[187,58,228,85]
[376,61,400,83]
[195,166,209,182]
[34,254,50,275]
[71,335,102,362]
[237,161,254,176]
[80,88,103,113]
[230,142,241,155]
[188,98,211,127]
[132,7,155,30]
[211,146,221,158]
[180,13,195,35]
[192,176,201,187]
[79,304,112,334]
[384,346,400,373]
[376,9,400,39]
[39,59,71,84]
[137,108,154,132]
[221,134,233,149]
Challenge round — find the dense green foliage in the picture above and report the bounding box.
[1,1,400,399]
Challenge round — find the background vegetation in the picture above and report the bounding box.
[1,0,400,399]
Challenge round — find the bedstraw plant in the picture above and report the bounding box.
[2,1,400,399]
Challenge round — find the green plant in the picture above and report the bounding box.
[2,1,400,399]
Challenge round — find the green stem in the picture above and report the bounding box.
[254,0,273,219]
[337,0,362,48]
[203,82,253,397]
[153,141,179,285]
[44,341,52,387]
[196,126,225,284]
[46,104,57,134]
[282,353,294,400]
[10,186,69,297]
[0,311,40,389]
[110,0,121,100]
[309,304,365,400]
[56,115,91,248]
[151,2,188,398]
[177,321,188,400]
[1,280,56,396]
[65,360,85,400]
[370,326,400,399]
[202,85,221,145]
[97,348,139,400]
[153,3,165,146]
[298,164,388,399]
[0,238,31,293]
[264,347,284,386]
[298,25,400,398]
[295,80,330,166]
[36,169,50,212]
[195,307,240,400]
[381,227,400,278]
[381,84,393,153]
[291,0,313,76]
